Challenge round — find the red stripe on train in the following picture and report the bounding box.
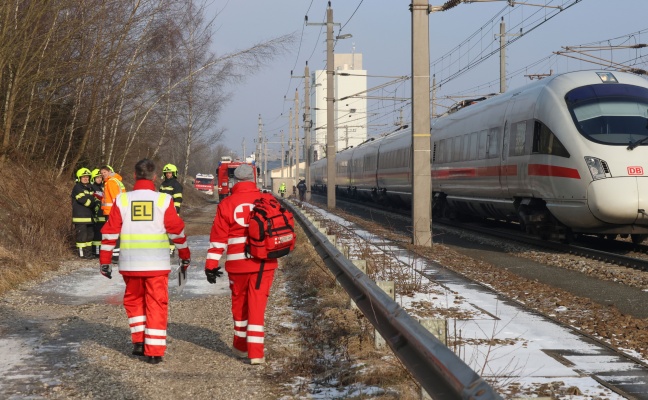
[528,164,580,179]
[433,165,516,179]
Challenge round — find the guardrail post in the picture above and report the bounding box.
[419,318,447,344]
[374,280,395,349]
[349,260,367,310]
[337,243,349,258]
[417,319,448,400]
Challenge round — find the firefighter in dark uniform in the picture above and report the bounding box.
[159,163,183,256]
[71,168,97,259]
[90,168,105,258]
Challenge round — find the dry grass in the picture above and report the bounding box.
[0,161,75,295]
[272,219,422,399]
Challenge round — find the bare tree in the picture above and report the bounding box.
[0,0,294,178]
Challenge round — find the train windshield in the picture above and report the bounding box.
[565,83,648,145]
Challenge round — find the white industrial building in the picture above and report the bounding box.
[311,53,367,161]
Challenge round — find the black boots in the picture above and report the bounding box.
[78,247,94,259]
[132,343,144,356]
[147,356,163,364]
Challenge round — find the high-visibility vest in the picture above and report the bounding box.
[111,191,173,272]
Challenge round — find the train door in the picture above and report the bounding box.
[500,120,511,197]
[500,97,519,198]
[503,95,536,198]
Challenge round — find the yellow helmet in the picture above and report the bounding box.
[76,168,92,182]
[91,168,101,181]
[162,163,178,177]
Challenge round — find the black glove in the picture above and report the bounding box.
[100,264,112,279]
[205,267,223,284]
[181,259,191,271]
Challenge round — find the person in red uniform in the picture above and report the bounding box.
[205,163,277,365]
[99,159,191,364]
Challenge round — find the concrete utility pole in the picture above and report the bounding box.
[410,0,432,247]
[432,75,437,118]
[280,130,285,178]
[263,137,268,187]
[496,17,522,93]
[288,108,293,178]
[306,1,340,209]
[304,62,312,201]
[499,17,506,93]
[325,3,336,209]
[294,89,300,187]
[242,138,246,161]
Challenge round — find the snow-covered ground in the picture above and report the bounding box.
[305,204,648,399]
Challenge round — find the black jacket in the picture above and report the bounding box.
[159,177,183,213]
[71,182,96,224]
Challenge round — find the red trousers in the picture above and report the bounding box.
[229,269,275,359]
[122,275,169,357]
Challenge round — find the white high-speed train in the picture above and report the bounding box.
[311,70,648,242]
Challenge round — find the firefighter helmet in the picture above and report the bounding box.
[91,168,101,181]
[162,163,178,177]
[76,168,92,182]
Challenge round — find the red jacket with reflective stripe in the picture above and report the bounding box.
[206,181,278,274]
[100,179,190,276]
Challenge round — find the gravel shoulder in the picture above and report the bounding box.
[0,201,290,399]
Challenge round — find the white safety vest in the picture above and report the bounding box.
[115,191,172,272]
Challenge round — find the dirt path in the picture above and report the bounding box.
[0,200,289,399]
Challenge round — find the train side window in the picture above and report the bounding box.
[532,121,570,157]
[510,121,527,156]
[440,139,447,163]
[487,128,499,158]
[461,133,470,161]
[452,136,462,162]
[470,132,478,160]
[478,130,488,159]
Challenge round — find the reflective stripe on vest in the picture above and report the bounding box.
[116,191,172,272]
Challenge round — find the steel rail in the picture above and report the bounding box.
[282,199,502,400]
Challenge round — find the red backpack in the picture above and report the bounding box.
[245,193,296,260]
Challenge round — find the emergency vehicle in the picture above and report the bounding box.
[216,156,257,201]
[194,173,215,195]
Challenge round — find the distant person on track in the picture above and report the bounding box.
[297,179,306,202]
[99,159,191,365]
[278,182,286,198]
[204,164,278,365]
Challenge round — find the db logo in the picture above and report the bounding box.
[628,166,644,175]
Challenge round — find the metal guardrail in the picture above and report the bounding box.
[282,199,502,400]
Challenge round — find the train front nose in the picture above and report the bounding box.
[587,177,648,225]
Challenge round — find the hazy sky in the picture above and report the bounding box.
[209,0,648,158]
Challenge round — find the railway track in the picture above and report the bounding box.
[315,193,648,273]
[297,196,648,399]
